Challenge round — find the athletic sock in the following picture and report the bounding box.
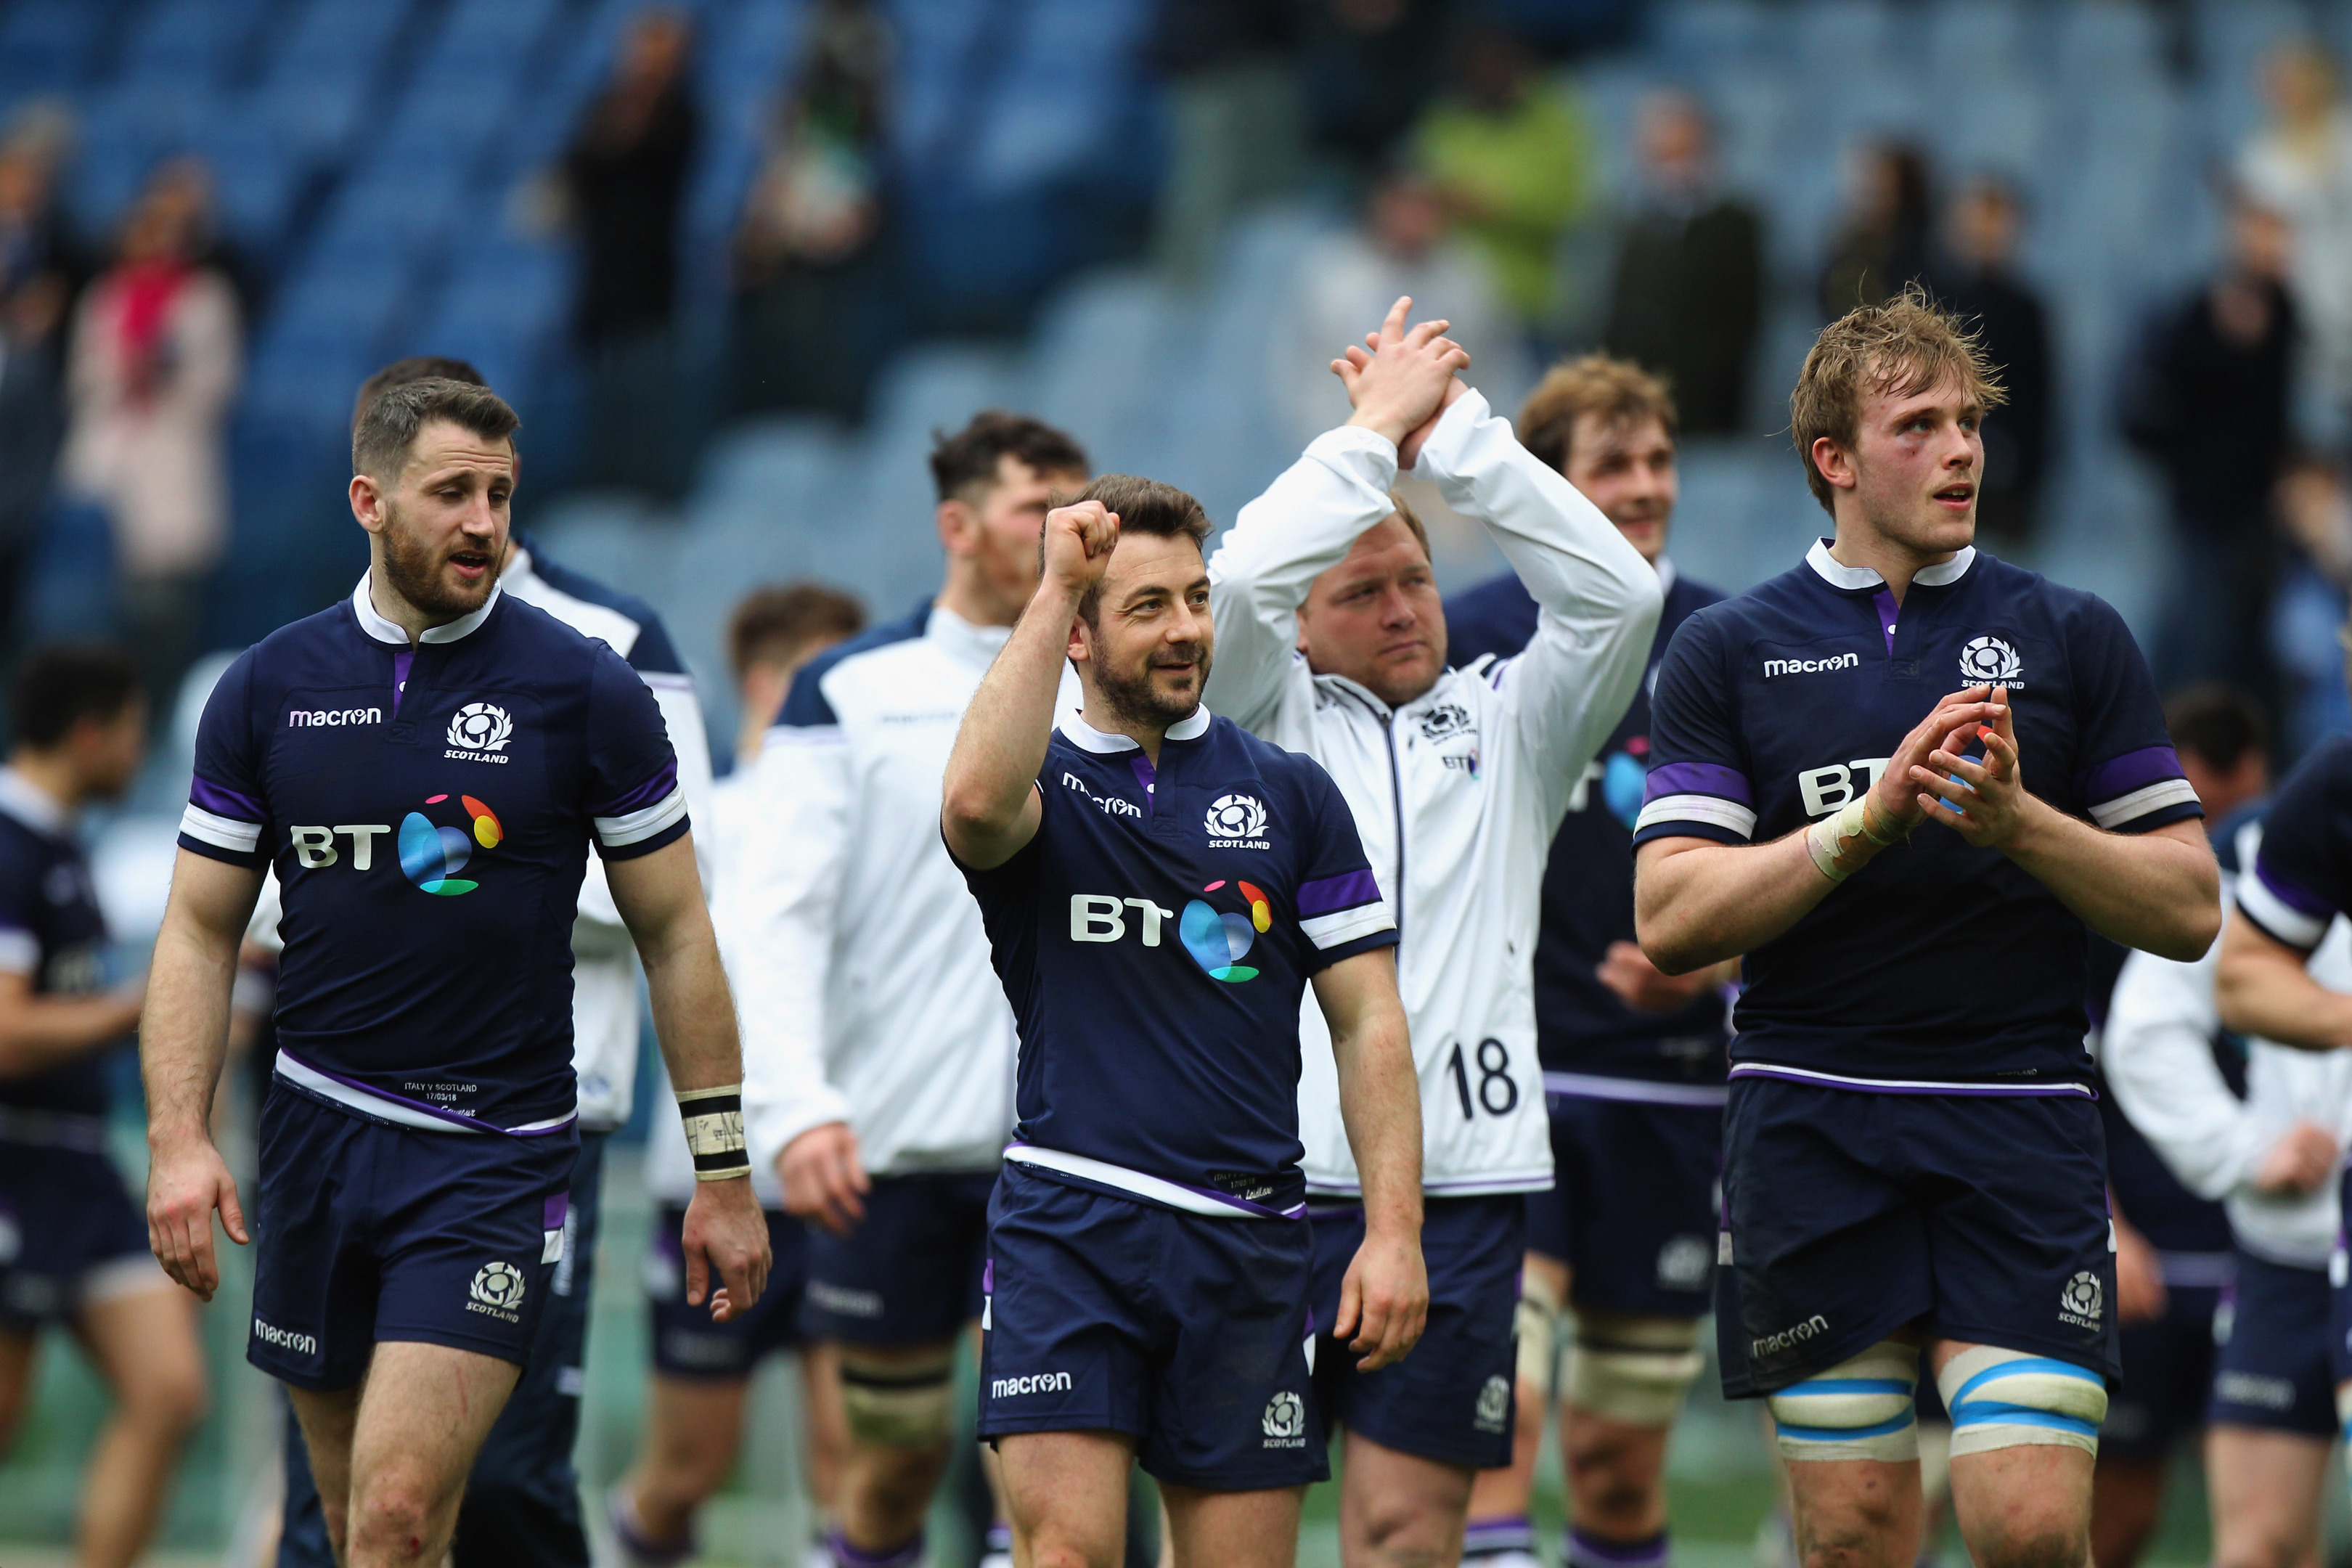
[605,1482,693,1568]
[1565,1526,1670,1568]
[828,1526,926,1568]
[1461,1514,1541,1567]
[977,1522,1014,1568]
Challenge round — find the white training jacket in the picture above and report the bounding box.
[1206,388,1663,1198]
[728,603,1079,1180]
[2102,818,2352,1269]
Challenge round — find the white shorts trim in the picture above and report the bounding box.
[81,1252,175,1307]
[1003,1144,1304,1220]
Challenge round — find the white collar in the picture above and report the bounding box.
[1804,538,1976,592]
[1655,554,1678,594]
[351,571,503,647]
[0,767,69,836]
[928,603,1013,665]
[1056,704,1214,754]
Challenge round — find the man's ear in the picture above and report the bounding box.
[1066,613,1093,666]
[1810,436,1858,493]
[350,473,388,535]
[936,498,974,556]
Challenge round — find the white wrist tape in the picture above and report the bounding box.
[1805,793,1897,883]
[677,1082,751,1181]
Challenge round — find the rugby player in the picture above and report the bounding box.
[1634,287,2219,1568]
[2107,690,2345,1568]
[1445,357,1731,1568]
[730,412,1089,1568]
[942,480,1426,1568]
[612,584,863,1568]
[1206,302,1661,1567]
[142,376,769,1568]
[0,646,205,1568]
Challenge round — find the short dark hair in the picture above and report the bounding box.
[728,583,866,678]
[2165,682,2269,774]
[352,356,486,432]
[13,644,141,748]
[1058,474,1213,625]
[928,410,1090,505]
[352,376,519,481]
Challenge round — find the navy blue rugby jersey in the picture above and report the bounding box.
[177,576,689,1134]
[1448,560,1731,1087]
[1633,542,2201,1090]
[0,769,116,1123]
[955,708,1397,1217]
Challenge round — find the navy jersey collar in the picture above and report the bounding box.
[350,571,504,647]
[0,767,69,837]
[1803,538,1977,592]
[1057,705,1214,754]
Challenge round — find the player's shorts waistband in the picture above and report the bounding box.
[273,1050,579,1138]
[0,1104,109,1153]
[1002,1144,1305,1220]
[1726,1062,2096,1098]
[1543,1071,1728,1108]
[2157,1249,2235,1289]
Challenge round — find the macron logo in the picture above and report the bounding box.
[287,707,383,727]
[1763,653,1858,679]
[992,1371,1073,1398]
[253,1316,319,1357]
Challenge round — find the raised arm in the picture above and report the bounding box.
[1311,946,1426,1371]
[942,499,1117,869]
[609,833,771,1319]
[142,849,264,1300]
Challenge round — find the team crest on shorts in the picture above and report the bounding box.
[1958,636,2024,686]
[467,1259,526,1323]
[1262,1389,1307,1447]
[2058,1270,2103,1330]
[1474,1374,1511,1433]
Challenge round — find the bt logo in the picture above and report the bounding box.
[287,793,502,897]
[1797,759,1891,818]
[1066,879,1275,984]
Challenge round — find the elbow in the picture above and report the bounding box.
[2210,955,2257,1037]
[2160,902,2224,965]
[1633,908,1706,979]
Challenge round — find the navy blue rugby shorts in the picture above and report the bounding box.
[1715,1078,2119,1398]
[248,1082,579,1389]
[979,1161,1326,1490]
[2102,1280,2219,1458]
[1529,1085,1721,1317]
[2211,1248,2334,1437]
[647,1203,809,1379]
[799,1170,995,1346]
[1309,1193,1522,1469]
[0,1140,160,1327]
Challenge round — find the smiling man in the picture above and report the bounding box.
[139,377,769,1568]
[1632,287,2219,1568]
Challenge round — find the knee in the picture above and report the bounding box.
[123,1361,209,1437]
[848,1438,949,1522]
[348,1476,444,1564]
[1975,1521,2088,1568]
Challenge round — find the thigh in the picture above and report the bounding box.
[1553,1098,1721,1317]
[350,1341,522,1507]
[2206,1424,2333,1559]
[804,1172,995,1347]
[998,1429,1135,1566]
[1161,1477,1304,1568]
[2213,1254,2336,1440]
[1945,1438,2094,1559]
[72,1280,205,1413]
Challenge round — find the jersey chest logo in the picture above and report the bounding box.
[1958,636,2025,687]
[1204,793,1270,849]
[446,702,515,761]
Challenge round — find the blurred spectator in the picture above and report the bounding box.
[1928,174,2051,549]
[2122,197,2296,710]
[563,8,698,494]
[1148,0,1307,286]
[136,155,261,322]
[0,126,78,657]
[1600,89,1763,436]
[1301,0,1452,177]
[725,581,867,767]
[1819,139,1932,316]
[2271,456,2352,759]
[1277,166,1508,446]
[1410,22,1593,334]
[2238,40,2352,433]
[57,171,241,714]
[731,0,895,423]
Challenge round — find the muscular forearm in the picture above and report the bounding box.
[0,994,144,1078]
[1331,1001,1423,1236]
[2004,804,2218,961]
[942,580,1076,853]
[141,918,238,1146]
[1636,832,1839,974]
[642,906,747,1093]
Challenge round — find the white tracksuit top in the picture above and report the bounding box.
[730,604,1079,1180]
[1206,388,1663,1197]
[2102,819,2352,1269]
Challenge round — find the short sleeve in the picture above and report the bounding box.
[2237,738,2352,952]
[2066,595,2203,834]
[584,644,690,860]
[1289,761,1397,971]
[0,843,40,978]
[179,649,272,867]
[1632,613,1756,847]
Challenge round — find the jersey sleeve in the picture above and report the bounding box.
[0,840,41,979]
[1631,613,1756,847]
[2239,740,2352,952]
[2066,595,2203,835]
[179,648,272,868]
[1290,761,1397,971]
[583,645,691,861]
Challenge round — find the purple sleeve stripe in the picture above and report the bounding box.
[1641,761,1752,807]
[587,757,679,820]
[189,774,264,820]
[2255,857,2337,920]
[1297,868,1383,916]
[2073,745,2185,803]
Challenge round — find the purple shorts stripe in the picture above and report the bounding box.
[1642,761,1752,807]
[2074,744,2185,804]
[2255,859,2337,919]
[589,757,679,820]
[189,774,264,820]
[543,1192,569,1230]
[1298,867,1381,917]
